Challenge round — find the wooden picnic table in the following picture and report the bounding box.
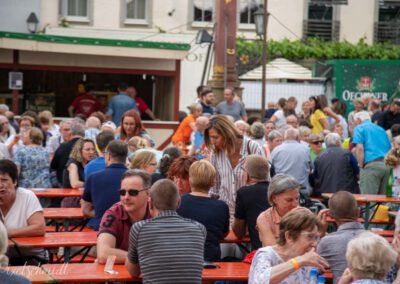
[322,193,400,228]
[28,187,83,198]
[11,231,97,263]
[1,266,54,284]
[43,207,87,232]
[41,262,251,283]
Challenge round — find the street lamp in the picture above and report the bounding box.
[253,4,268,121]
[26,12,39,34]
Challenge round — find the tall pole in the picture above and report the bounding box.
[261,1,269,120]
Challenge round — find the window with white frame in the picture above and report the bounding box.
[239,0,261,25]
[60,0,89,21]
[126,0,147,23]
[193,0,214,23]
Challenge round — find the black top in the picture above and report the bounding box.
[378,110,400,130]
[151,172,166,185]
[177,194,229,261]
[50,137,80,184]
[371,111,383,124]
[200,102,215,116]
[234,181,270,250]
[264,108,277,121]
[62,158,84,188]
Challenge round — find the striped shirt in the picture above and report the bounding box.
[128,210,206,284]
[209,137,263,223]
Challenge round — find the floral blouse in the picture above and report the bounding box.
[249,246,314,284]
[14,146,52,188]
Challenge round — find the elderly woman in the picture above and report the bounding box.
[338,232,397,284]
[257,174,309,247]
[263,130,283,160]
[168,155,198,195]
[177,160,229,262]
[0,160,46,265]
[0,221,31,283]
[250,122,266,149]
[14,127,52,188]
[205,115,262,222]
[250,210,329,284]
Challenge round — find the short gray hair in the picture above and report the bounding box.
[267,130,282,141]
[250,122,266,139]
[268,174,300,206]
[354,111,371,123]
[346,232,397,280]
[325,133,342,147]
[298,126,311,136]
[70,119,85,137]
[284,127,299,140]
[0,104,9,113]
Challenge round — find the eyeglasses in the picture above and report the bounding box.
[119,188,148,197]
[310,141,323,145]
[301,232,320,242]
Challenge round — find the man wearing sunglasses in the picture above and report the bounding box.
[97,170,151,264]
[126,179,206,283]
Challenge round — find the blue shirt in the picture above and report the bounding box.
[353,121,391,164]
[84,157,106,180]
[82,163,128,230]
[106,93,138,126]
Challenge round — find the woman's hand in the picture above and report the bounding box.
[297,248,329,271]
[337,268,353,284]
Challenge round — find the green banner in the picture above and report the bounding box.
[332,60,400,113]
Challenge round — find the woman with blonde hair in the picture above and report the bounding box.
[62,138,96,207]
[129,150,158,175]
[204,115,262,222]
[0,221,31,283]
[38,110,60,139]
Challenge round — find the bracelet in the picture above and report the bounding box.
[291,258,300,270]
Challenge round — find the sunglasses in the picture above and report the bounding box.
[310,141,323,145]
[119,188,148,197]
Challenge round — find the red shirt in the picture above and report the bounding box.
[98,201,150,251]
[135,97,149,114]
[71,93,103,118]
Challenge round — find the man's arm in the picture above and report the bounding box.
[232,218,246,239]
[125,257,141,277]
[355,144,365,168]
[80,199,95,218]
[7,211,46,238]
[145,109,158,120]
[67,105,75,117]
[97,233,128,264]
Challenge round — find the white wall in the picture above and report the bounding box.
[0,0,41,33]
[340,0,376,44]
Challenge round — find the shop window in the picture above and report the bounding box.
[125,0,148,24]
[60,0,89,22]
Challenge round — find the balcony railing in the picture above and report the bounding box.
[374,21,400,44]
[303,20,340,41]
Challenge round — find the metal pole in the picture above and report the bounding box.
[201,42,213,86]
[261,1,269,120]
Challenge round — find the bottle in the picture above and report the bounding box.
[310,268,318,284]
[394,176,399,200]
[317,275,326,284]
[387,168,394,197]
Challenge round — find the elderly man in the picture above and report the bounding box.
[286,115,298,128]
[313,133,359,196]
[317,191,364,283]
[216,87,247,122]
[0,115,15,143]
[353,111,391,194]
[82,140,128,230]
[0,160,46,265]
[233,155,270,250]
[96,169,151,264]
[270,127,312,196]
[126,179,206,283]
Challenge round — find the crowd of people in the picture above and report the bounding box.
[1,82,400,283]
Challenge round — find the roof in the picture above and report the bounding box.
[0,28,193,60]
[239,58,315,80]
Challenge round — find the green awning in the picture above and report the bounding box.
[0,31,190,51]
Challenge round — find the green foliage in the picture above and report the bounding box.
[236,37,400,74]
